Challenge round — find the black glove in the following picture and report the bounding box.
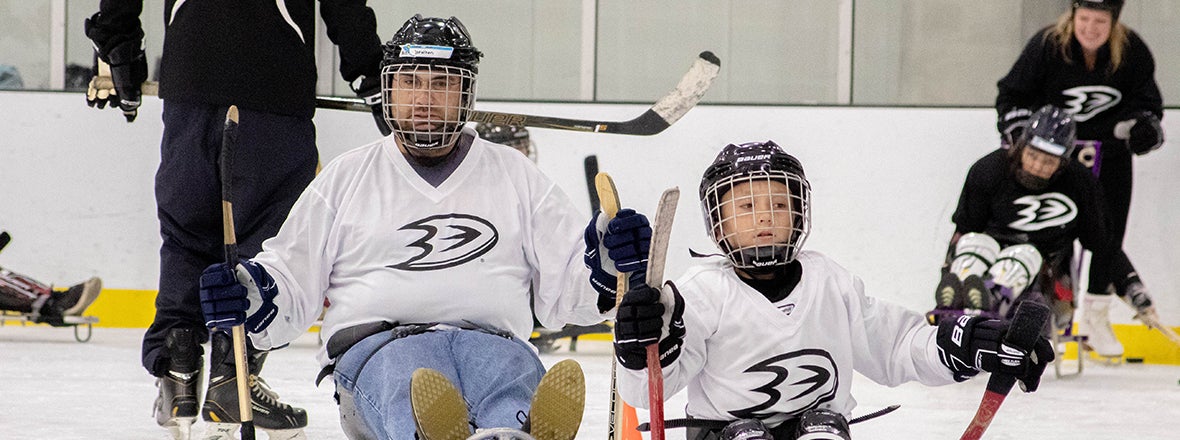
[351,75,391,136]
[84,14,147,122]
[936,315,1054,391]
[584,209,652,311]
[997,107,1032,147]
[1114,110,1164,155]
[614,281,685,371]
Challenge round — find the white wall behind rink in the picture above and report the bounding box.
[1,91,1176,325]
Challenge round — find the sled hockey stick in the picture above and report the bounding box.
[0,231,9,254]
[585,156,601,213]
[960,301,1050,440]
[595,173,638,440]
[316,51,721,135]
[218,106,257,440]
[637,404,902,432]
[643,187,680,440]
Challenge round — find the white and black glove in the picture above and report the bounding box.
[84,13,147,122]
[350,75,392,136]
[1114,110,1164,155]
[199,260,279,333]
[997,107,1033,147]
[614,281,685,371]
[936,314,1054,391]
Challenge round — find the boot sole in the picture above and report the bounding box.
[411,368,472,440]
[528,359,585,440]
[63,277,101,316]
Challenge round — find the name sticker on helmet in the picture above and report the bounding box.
[1029,136,1067,156]
[400,44,455,59]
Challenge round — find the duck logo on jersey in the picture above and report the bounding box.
[387,214,499,271]
[728,349,838,420]
[1008,193,1077,232]
[1061,86,1121,122]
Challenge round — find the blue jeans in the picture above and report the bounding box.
[334,328,545,439]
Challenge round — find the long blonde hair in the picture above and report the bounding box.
[1045,10,1128,73]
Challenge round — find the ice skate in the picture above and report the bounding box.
[1120,284,1180,346]
[523,359,585,440]
[1080,294,1124,361]
[201,333,307,440]
[33,276,102,326]
[62,276,102,316]
[153,328,202,440]
[410,367,472,440]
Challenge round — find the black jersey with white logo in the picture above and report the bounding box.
[952,149,1112,281]
[996,26,1163,146]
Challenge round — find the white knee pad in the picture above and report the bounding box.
[988,244,1043,292]
[950,233,1000,280]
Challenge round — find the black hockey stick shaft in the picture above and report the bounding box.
[315,51,721,136]
[0,231,9,254]
[960,301,1049,440]
[584,156,600,213]
[219,105,257,440]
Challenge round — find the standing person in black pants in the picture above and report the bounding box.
[83,1,388,438]
[994,0,1164,359]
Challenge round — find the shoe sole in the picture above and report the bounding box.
[411,368,471,440]
[528,359,585,440]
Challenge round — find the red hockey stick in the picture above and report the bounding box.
[960,301,1050,440]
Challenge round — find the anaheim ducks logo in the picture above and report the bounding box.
[1008,193,1077,231]
[729,349,838,420]
[388,214,499,271]
[1061,86,1121,122]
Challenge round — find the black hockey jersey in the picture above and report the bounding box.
[90,0,382,118]
[996,26,1163,146]
[951,149,1113,285]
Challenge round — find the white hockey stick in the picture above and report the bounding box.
[643,187,679,440]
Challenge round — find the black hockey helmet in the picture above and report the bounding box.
[382,15,483,73]
[1073,0,1124,21]
[1011,105,1078,189]
[699,141,811,269]
[474,123,535,161]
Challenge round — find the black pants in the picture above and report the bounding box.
[1086,144,1138,295]
[141,100,317,376]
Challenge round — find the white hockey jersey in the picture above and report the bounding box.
[618,251,955,427]
[247,130,608,366]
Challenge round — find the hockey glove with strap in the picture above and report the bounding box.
[83,13,147,122]
[614,281,685,371]
[997,107,1033,147]
[936,314,1054,391]
[350,75,392,136]
[199,260,279,333]
[1114,110,1164,155]
[584,208,652,311]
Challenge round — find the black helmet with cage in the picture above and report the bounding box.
[1073,0,1124,21]
[1010,104,1078,189]
[380,15,484,152]
[474,123,535,162]
[699,141,811,271]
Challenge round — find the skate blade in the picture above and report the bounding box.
[263,428,308,440]
[200,422,238,440]
[1080,343,1124,365]
[162,418,194,440]
[528,359,585,440]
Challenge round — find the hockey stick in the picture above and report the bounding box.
[637,404,902,431]
[595,173,641,440]
[316,51,721,135]
[585,156,601,213]
[643,187,680,440]
[0,231,9,254]
[1120,296,1180,347]
[959,301,1050,440]
[218,105,257,440]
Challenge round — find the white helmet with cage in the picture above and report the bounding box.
[699,141,812,271]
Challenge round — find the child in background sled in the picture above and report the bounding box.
[597,141,1054,439]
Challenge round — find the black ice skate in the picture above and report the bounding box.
[154,328,202,440]
[201,332,307,440]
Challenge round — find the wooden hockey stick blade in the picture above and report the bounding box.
[316,51,720,135]
[219,105,256,439]
[643,187,678,440]
[1119,297,1180,347]
[595,172,634,440]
